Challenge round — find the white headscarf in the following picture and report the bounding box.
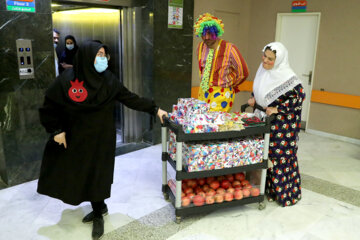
[253,42,302,109]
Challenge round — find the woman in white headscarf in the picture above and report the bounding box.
[248,42,305,207]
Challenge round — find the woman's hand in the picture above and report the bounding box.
[157,108,168,124]
[60,63,73,69]
[248,97,255,107]
[265,107,278,116]
[54,132,67,148]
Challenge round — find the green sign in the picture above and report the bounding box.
[6,0,36,13]
[7,5,35,12]
[168,0,183,29]
[169,0,183,8]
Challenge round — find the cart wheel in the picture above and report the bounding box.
[163,192,169,201]
[258,201,266,210]
[175,216,182,224]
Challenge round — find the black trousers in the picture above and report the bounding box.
[91,200,106,217]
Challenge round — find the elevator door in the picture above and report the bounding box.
[52,8,124,143]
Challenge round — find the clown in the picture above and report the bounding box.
[194,13,249,112]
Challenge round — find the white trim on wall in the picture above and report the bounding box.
[306,129,360,145]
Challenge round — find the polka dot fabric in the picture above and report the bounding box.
[198,86,234,112]
[265,84,305,207]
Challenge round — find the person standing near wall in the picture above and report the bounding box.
[194,13,249,112]
[58,35,78,74]
[37,40,168,239]
[248,42,305,206]
[53,29,60,77]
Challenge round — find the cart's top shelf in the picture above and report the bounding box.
[162,117,272,142]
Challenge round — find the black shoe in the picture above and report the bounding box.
[92,216,104,240]
[82,206,108,224]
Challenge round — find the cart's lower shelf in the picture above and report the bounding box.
[163,185,265,217]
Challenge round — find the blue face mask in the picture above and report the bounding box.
[54,43,58,49]
[66,44,74,50]
[94,56,108,73]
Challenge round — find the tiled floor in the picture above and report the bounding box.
[0,132,359,240]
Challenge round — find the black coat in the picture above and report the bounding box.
[37,41,157,205]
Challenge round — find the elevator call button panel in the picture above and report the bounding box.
[16,39,34,79]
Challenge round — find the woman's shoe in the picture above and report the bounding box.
[82,206,108,224]
[92,216,104,240]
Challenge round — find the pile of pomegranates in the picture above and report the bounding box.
[168,172,260,207]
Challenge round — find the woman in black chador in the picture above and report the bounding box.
[38,40,167,240]
[58,35,78,74]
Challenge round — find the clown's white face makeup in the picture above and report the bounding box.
[262,49,276,70]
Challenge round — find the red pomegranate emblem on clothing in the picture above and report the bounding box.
[68,79,88,102]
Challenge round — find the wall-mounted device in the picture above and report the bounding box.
[16,39,35,79]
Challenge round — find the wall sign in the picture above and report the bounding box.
[6,0,36,13]
[292,1,307,12]
[168,0,183,29]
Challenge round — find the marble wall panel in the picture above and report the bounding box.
[0,0,53,186]
[152,0,194,143]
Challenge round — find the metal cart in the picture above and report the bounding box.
[161,104,273,223]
